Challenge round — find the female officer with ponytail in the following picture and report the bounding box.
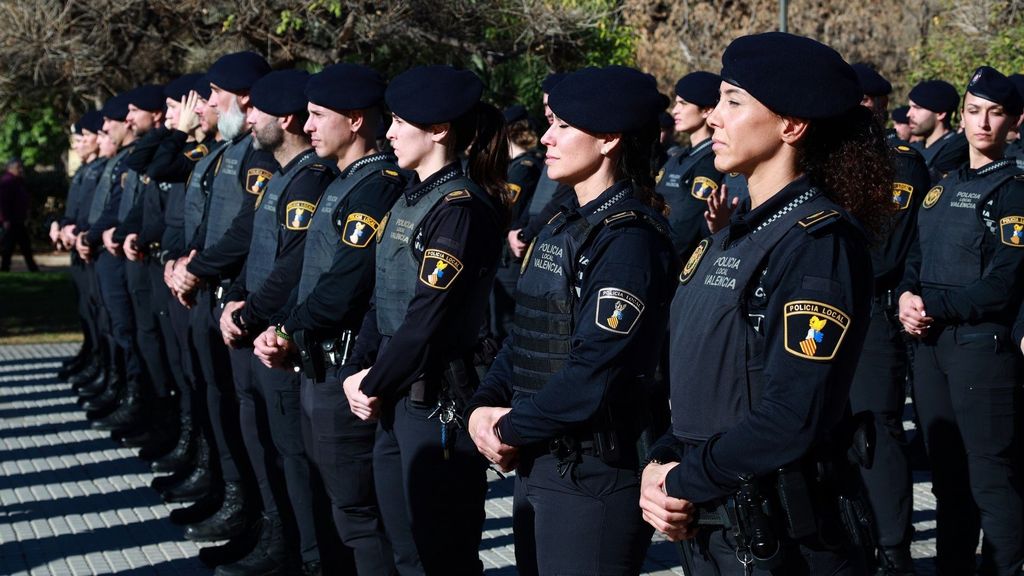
[640,33,892,574]
[341,65,508,575]
[466,65,676,575]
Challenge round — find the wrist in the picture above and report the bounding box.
[274,324,291,341]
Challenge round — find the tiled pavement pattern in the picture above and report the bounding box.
[0,343,951,575]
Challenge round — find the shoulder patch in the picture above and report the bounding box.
[922,185,943,209]
[797,210,840,230]
[595,288,645,335]
[376,212,389,243]
[285,200,316,230]
[246,168,273,196]
[419,249,463,289]
[185,144,209,161]
[680,237,711,284]
[691,176,718,200]
[507,182,522,204]
[341,213,380,248]
[783,300,850,361]
[892,182,914,211]
[444,189,472,203]
[999,216,1024,247]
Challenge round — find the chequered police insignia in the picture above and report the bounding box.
[922,185,943,209]
[376,213,389,243]
[507,183,522,204]
[246,168,272,196]
[691,176,718,200]
[419,249,463,290]
[999,216,1024,247]
[341,213,379,248]
[783,300,850,361]
[656,168,665,184]
[185,144,209,161]
[680,238,711,284]
[285,201,316,230]
[595,288,645,335]
[891,182,913,211]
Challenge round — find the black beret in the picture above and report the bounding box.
[548,65,663,133]
[207,51,271,93]
[908,80,959,113]
[851,63,892,96]
[674,71,721,107]
[127,84,166,112]
[385,65,483,125]
[250,69,310,117]
[721,32,861,119]
[891,105,910,124]
[658,111,674,129]
[1010,74,1024,100]
[966,66,1024,116]
[79,110,104,134]
[541,73,566,94]
[164,73,204,102]
[503,104,528,124]
[193,75,212,100]
[101,93,130,122]
[305,63,386,112]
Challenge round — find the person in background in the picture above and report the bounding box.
[0,158,39,272]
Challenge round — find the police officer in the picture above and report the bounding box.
[892,106,914,143]
[898,66,1024,576]
[657,70,724,260]
[849,63,930,576]
[467,65,675,575]
[640,32,891,574]
[166,52,277,540]
[1005,74,1024,160]
[341,65,507,575]
[252,62,403,575]
[907,79,970,183]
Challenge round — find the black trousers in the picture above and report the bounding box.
[167,292,195,421]
[126,259,171,398]
[678,526,864,576]
[94,252,141,380]
[301,370,394,574]
[848,305,912,548]
[513,452,652,576]
[69,256,97,356]
[913,324,1024,576]
[190,289,246,482]
[0,221,37,271]
[147,260,186,396]
[374,395,487,575]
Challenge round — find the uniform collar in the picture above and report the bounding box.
[405,161,462,204]
[728,175,813,240]
[961,157,1020,179]
[688,137,713,156]
[279,147,316,174]
[563,179,632,221]
[339,152,394,179]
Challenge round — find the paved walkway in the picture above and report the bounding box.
[0,343,951,575]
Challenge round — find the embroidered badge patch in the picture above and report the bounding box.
[892,182,914,211]
[246,168,273,196]
[691,176,718,200]
[376,213,389,243]
[419,249,463,289]
[783,300,850,361]
[1000,216,1024,247]
[679,238,711,284]
[922,185,943,209]
[595,288,645,335]
[285,201,316,230]
[184,144,209,161]
[656,168,665,184]
[507,183,522,204]
[341,212,379,248]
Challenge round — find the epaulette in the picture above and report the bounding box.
[603,210,638,228]
[520,158,535,168]
[444,189,472,203]
[797,209,841,233]
[306,163,328,172]
[381,168,403,184]
[892,144,921,158]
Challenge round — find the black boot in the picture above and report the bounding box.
[91,378,145,432]
[74,364,108,398]
[199,525,261,569]
[184,481,250,542]
[162,437,213,503]
[214,513,295,576]
[124,402,178,455]
[169,488,222,525]
[63,354,96,383]
[152,415,195,473]
[302,560,321,576]
[82,370,124,414]
[875,545,915,576]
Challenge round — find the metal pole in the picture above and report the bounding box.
[779,0,789,32]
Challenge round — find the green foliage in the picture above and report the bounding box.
[0,104,67,169]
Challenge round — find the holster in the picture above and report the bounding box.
[294,329,355,383]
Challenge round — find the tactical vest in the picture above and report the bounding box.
[76,159,108,228]
[244,150,323,293]
[204,135,254,249]
[374,176,480,336]
[183,141,228,246]
[656,138,714,255]
[116,169,141,221]
[297,155,397,301]
[511,193,669,393]
[916,131,956,168]
[917,159,1022,289]
[670,189,837,441]
[65,168,85,222]
[86,147,131,225]
[141,179,175,244]
[527,167,559,218]
[723,172,749,203]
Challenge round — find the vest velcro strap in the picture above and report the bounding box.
[512,313,572,335]
[515,292,572,314]
[510,372,548,393]
[515,336,572,355]
[512,352,566,374]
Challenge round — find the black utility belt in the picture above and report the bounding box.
[293,329,356,382]
[212,279,233,306]
[546,430,627,472]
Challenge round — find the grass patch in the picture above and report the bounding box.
[0,271,80,341]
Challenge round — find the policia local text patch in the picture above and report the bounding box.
[783,300,850,361]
